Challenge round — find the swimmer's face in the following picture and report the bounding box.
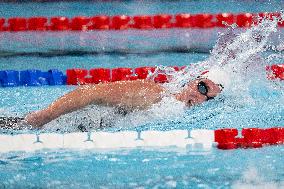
[176,79,222,107]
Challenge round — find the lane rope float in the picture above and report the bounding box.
[0,117,283,152]
[0,64,283,87]
[0,12,283,32]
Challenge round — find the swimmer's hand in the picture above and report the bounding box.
[24,110,50,128]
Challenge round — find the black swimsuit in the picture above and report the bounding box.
[77,106,130,132]
[0,106,130,132]
[0,117,26,130]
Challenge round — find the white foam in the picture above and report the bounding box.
[42,96,186,132]
[204,66,232,88]
[232,167,284,189]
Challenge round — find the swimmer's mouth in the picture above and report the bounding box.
[187,97,215,107]
[187,100,194,107]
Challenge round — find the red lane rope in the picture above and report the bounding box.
[215,127,284,150]
[66,64,284,85]
[0,12,283,32]
[66,66,177,85]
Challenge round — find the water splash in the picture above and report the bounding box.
[140,13,284,130]
[164,14,279,90]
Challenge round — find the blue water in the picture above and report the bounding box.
[0,52,208,71]
[0,0,283,188]
[0,48,283,189]
[0,0,283,17]
[0,147,283,189]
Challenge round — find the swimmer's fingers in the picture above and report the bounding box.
[24,111,46,129]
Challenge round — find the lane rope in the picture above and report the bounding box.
[0,64,283,87]
[0,118,283,152]
[0,12,283,32]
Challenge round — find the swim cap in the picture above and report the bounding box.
[204,66,231,88]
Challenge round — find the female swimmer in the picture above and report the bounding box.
[24,78,222,128]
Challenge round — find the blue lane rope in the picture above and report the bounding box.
[0,69,66,87]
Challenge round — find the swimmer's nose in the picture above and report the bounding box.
[186,94,207,107]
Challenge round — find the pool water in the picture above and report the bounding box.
[0,0,283,18]
[0,147,283,189]
[0,0,283,188]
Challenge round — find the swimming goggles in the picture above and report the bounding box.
[197,81,215,101]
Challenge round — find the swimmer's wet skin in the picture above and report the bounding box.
[175,79,222,107]
[22,79,221,129]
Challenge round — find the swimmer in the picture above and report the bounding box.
[23,78,222,128]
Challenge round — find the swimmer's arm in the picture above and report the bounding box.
[25,85,104,127]
[25,80,163,127]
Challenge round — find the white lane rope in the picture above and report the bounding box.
[0,130,215,153]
